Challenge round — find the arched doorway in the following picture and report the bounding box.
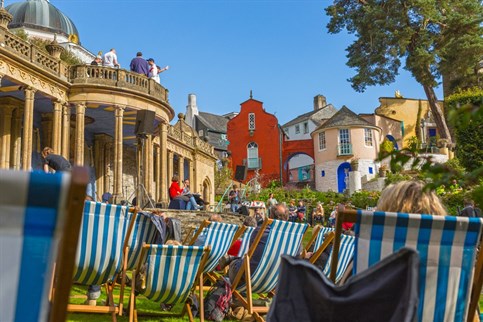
[202,177,211,205]
[337,162,351,193]
[386,135,399,150]
[284,153,315,185]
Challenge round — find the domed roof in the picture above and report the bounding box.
[6,0,80,43]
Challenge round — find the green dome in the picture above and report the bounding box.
[6,0,80,43]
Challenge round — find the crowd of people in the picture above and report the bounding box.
[89,49,169,83]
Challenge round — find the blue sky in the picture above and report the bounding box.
[11,0,443,125]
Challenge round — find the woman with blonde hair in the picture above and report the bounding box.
[377,180,447,216]
[313,202,325,225]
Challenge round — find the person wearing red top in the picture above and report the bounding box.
[169,175,183,199]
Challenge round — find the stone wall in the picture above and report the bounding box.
[157,209,245,241]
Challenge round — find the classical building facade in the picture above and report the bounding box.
[0,3,216,205]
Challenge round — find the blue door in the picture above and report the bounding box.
[386,134,399,150]
[337,162,351,193]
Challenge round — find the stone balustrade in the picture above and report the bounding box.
[2,31,69,80]
[0,28,169,102]
[69,65,169,102]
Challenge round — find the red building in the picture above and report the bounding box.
[227,97,283,186]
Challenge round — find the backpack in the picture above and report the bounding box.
[204,277,232,321]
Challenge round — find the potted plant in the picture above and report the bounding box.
[350,158,359,171]
[379,164,388,177]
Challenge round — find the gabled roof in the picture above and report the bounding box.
[206,131,228,151]
[315,106,376,131]
[197,112,229,133]
[282,104,338,128]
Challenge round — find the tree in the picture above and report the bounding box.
[326,0,483,144]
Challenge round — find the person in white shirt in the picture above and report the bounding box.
[103,48,120,68]
[147,58,168,84]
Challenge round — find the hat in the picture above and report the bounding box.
[147,58,155,62]
[102,192,112,203]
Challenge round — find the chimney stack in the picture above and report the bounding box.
[313,95,327,110]
[185,93,199,128]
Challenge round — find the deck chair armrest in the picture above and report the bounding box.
[309,231,335,264]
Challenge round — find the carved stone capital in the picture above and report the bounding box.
[0,7,13,30]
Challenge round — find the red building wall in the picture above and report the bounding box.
[227,98,282,186]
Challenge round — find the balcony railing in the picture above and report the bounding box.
[70,65,169,102]
[337,143,353,156]
[243,157,262,169]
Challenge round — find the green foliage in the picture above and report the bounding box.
[13,29,28,41]
[350,190,380,209]
[379,139,394,154]
[385,172,414,187]
[406,136,420,151]
[325,0,482,142]
[446,87,483,172]
[29,38,83,66]
[214,164,233,194]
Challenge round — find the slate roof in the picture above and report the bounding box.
[315,106,376,131]
[197,112,229,133]
[282,104,338,128]
[206,131,228,151]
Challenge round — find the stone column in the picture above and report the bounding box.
[192,155,198,193]
[21,87,35,170]
[61,103,71,160]
[189,157,195,190]
[112,106,124,202]
[74,103,86,165]
[179,155,185,182]
[159,122,168,203]
[167,150,173,197]
[51,100,63,153]
[10,107,23,170]
[155,143,161,202]
[0,106,14,168]
[143,135,153,196]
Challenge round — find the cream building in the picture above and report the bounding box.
[312,106,402,193]
[0,1,216,206]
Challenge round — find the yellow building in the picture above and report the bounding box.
[375,96,445,148]
[0,2,216,205]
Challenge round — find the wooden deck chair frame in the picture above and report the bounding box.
[331,204,483,322]
[67,203,139,321]
[129,244,211,322]
[303,225,335,264]
[230,218,309,322]
[49,167,90,322]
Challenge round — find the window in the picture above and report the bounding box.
[338,129,352,155]
[295,125,300,134]
[369,167,373,174]
[221,134,227,140]
[364,128,373,147]
[248,113,255,130]
[247,142,259,169]
[303,122,309,134]
[198,130,203,137]
[321,170,325,177]
[318,131,326,150]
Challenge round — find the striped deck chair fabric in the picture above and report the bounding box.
[141,245,206,304]
[353,210,483,322]
[237,226,255,257]
[125,211,156,270]
[238,220,308,294]
[322,233,355,283]
[73,201,130,285]
[199,222,239,272]
[0,170,71,322]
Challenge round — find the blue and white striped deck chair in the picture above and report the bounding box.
[0,168,88,322]
[125,211,157,270]
[237,226,255,257]
[131,244,210,322]
[312,226,335,251]
[322,233,355,283]
[231,219,308,320]
[68,201,130,316]
[189,220,240,273]
[334,207,483,322]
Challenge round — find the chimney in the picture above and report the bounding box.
[185,93,199,129]
[313,95,327,110]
